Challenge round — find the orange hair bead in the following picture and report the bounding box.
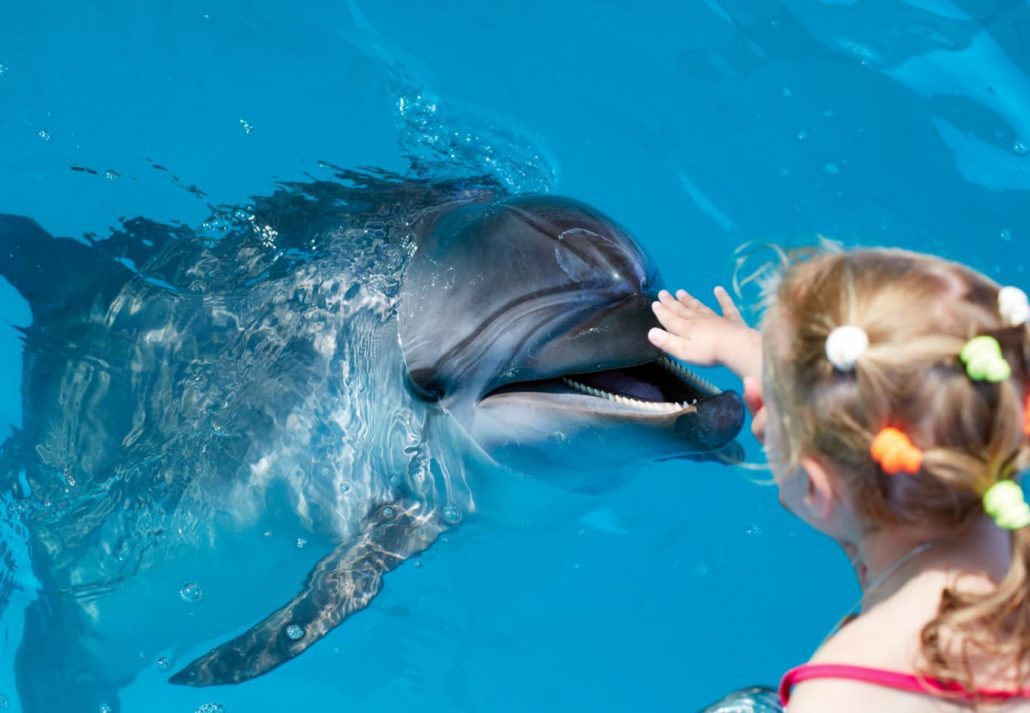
[870,427,923,476]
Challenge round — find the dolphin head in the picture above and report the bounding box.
[398,195,744,483]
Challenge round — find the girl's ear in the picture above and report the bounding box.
[799,455,839,520]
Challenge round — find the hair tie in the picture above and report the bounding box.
[983,480,1030,530]
[960,336,1012,383]
[870,427,923,475]
[999,286,1030,327]
[825,325,869,372]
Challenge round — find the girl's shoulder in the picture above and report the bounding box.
[792,575,1029,712]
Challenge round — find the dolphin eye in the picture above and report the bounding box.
[553,227,641,289]
[379,505,397,521]
[554,228,616,284]
[404,370,444,402]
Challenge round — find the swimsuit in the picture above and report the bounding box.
[780,663,1030,706]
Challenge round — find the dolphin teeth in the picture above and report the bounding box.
[659,356,721,396]
[561,376,682,412]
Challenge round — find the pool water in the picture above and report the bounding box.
[0,1,1028,711]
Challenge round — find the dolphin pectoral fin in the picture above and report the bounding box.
[0,214,134,318]
[169,501,445,687]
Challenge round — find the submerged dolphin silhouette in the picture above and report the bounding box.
[0,174,743,702]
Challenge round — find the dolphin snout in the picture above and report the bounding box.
[674,390,745,451]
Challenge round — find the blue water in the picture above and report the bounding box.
[1,1,1028,711]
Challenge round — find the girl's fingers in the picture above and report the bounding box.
[659,290,695,320]
[743,377,766,443]
[675,288,697,304]
[651,300,688,334]
[657,288,714,319]
[713,286,745,325]
[743,376,764,415]
[647,327,692,361]
[659,292,692,319]
[675,288,708,311]
[750,407,767,444]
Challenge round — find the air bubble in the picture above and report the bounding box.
[105,170,120,181]
[825,163,840,174]
[239,118,253,135]
[157,656,171,671]
[99,705,112,713]
[202,217,230,233]
[1001,229,1012,242]
[38,129,52,142]
[295,538,307,549]
[0,64,8,77]
[285,624,305,640]
[695,561,709,577]
[114,541,130,562]
[195,705,225,713]
[1014,141,1027,156]
[441,504,461,524]
[745,524,763,537]
[797,131,808,140]
[338,482,351,494]
[179,582,203,602]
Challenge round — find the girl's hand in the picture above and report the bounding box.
[647,287,766,443]
[647,287,762,382]
[743,375,766,444]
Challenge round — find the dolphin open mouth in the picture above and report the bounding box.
[482,356,721,414]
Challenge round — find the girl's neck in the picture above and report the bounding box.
[856,516,1011,610]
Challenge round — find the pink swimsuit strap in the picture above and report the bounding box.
[779,663,1030,706]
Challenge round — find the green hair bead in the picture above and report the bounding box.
[983,481,1030,530]
[960,335,1012,383]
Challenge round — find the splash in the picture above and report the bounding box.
[0,171,498,594]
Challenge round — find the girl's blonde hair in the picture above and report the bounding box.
[761,246,1030,692]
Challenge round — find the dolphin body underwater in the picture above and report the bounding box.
[0,171,744,709]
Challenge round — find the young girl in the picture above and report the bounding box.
[647,248,1030,712]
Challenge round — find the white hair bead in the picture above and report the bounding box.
[825,325,869,372]
[999,286,1029,327]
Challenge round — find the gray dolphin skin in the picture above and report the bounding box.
[0,172,743,708]
[399,195,745,479]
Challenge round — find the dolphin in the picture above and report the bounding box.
[0,171,743,707]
